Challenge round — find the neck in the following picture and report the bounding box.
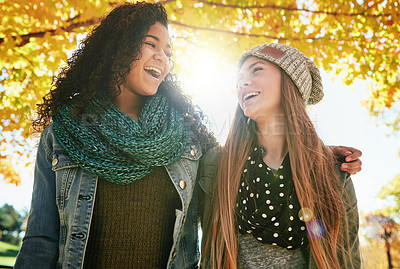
[255,115,287,169]
[112,89,146,121]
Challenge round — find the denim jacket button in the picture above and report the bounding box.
[179,180,186,190]
[52,158,58,166]
[190,149,196,156]
[72,233,86,239]
[79,195,91,200]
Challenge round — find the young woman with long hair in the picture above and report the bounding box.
[14,2,216,268]
[200,43,361,268]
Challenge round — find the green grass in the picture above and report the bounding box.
[0,241,19,267]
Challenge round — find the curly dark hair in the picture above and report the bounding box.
[33,2,216,150]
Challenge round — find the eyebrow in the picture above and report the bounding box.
[237,60,265,80]
[145,34,171,49]
[247,60,265,70]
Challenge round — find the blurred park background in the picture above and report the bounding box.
[1,0,400,267]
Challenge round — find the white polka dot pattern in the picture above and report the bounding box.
[236,145,307,250]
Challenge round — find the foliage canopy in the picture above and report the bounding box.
[1,0,399,184]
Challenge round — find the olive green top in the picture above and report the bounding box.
[83,166,181,268]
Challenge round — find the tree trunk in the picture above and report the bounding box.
[385,238,393,269]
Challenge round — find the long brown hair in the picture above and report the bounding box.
[203,69,354,268]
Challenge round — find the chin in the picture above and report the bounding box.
[243,108,255,119]
[144,92,157,96]
[142,87,159,96]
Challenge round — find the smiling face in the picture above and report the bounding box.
[112,21,171,118]
[237,56,283,121]
[122,21,171,97]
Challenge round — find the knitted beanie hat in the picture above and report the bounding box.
[237,43,324,105]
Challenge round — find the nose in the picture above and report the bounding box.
[237,75,252,90]
[154,49,169,63]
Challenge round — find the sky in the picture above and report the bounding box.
[1,48,399,224]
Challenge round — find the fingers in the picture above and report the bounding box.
[341,159,362,175]
[333,146,362,162]
[342,147,362,162]
[332,146,349,157]
[331,146,363,175]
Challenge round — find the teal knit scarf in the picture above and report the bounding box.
[52,92,188,184]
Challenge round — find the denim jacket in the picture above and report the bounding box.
[198,147,361,268]
[15,124,202,269]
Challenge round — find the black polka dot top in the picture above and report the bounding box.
[236,145,307,250]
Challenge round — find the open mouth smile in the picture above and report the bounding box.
[144,66,162,79]
[243,91,260,103]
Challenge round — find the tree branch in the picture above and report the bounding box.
[170,20,317,41]
[169,20,397,47]
[0,18,101,47]
[1,0,179,47]
[196,0,389,18]
[108,0,177,6]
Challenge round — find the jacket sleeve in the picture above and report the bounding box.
[198,146,220,227]
[14,127,60,268]
[341,172,362,268]
[306,171,361,269]
[197,146,221,268]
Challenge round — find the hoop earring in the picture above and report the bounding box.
[246,117,252,127]
[245,117,256,138]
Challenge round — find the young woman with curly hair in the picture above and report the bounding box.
[200,44,361,269]
[15,2,216,268]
